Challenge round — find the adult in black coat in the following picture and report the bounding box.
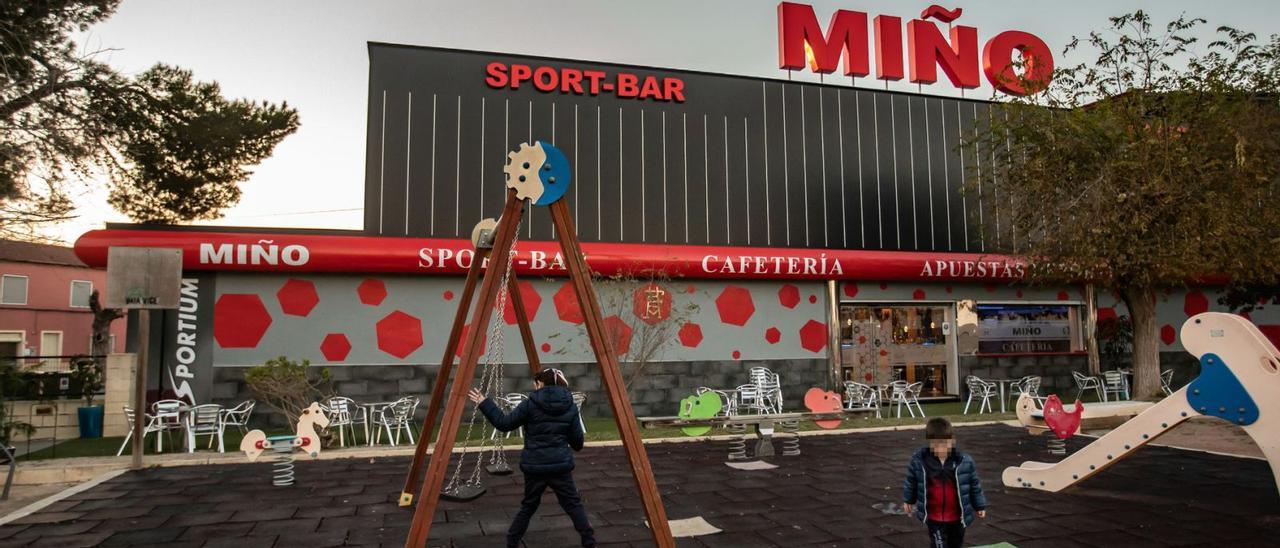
[472,368,594,547]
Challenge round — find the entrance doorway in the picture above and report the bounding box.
[837,304,956,398]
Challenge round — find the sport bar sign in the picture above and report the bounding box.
[777,2,1054,95]
[105,247,183,309]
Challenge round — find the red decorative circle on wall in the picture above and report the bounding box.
[603,315,632,356]
[879,283,888,290]
[799,320,828,353]
[376,311,424,359]
[1016,289,1024,298]
[541,342,551,353]
[732,350,741,360]
[778,285,801,309]
[1096,307,1117,324]
[631,282,673,325]
[715,285,755,326]
[808,294,817,304]
[214,294,272,348]
[1057,291,1070,301]
[1184,290,1209,317]
[858,335,866,344]
[765,327,781,344]
[1160,324,1177,346]
[443,290,454,301]
[945,286,953,294]
[503,280,542,325]
[984,283,998,293]
[843,283,858,298]
[687,285,696,294]
[678,323,703,348]
[277,279,319,317]
[320,333,352,362]
[553,283,584,324]
[879,349,888,357]
[912,289,926,300]
[357,278,387,306]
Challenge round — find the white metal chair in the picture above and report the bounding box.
[1103,370,1129,401]
[735,384,769,414]
[372,397,419,445]
[889,380,924,418]
[186,404,225,453]
[116,406,166,456]
[842,381,882,418]
[219,400,255,434]
[695,387,735,417]
[963,376,998,415]
[571,391,588,434]
[1160,369,1175,396]
[906,382,926,417]
[151,399,187,450]
[1011,376,1045,409]
[749,367,784,413]
[1073,371,1104,402]
[323,396,367,447]
[490,393,528,439]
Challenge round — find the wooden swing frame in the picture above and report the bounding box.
[399,188,675,547]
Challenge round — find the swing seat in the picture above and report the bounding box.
[440,484,487,503]
[485,462,513,476]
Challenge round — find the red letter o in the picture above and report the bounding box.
[982,31,1054,96]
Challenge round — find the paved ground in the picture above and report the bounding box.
[0,423,1276,547]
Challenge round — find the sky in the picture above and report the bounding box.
[47,0,1280,243]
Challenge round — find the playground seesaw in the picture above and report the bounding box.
[1004,312,1280,494]
[1013,393,1153,433]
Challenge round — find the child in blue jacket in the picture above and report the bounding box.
[903,417,988,548]
[469,368,594,548]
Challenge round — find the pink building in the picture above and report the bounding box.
[0,240,125,369]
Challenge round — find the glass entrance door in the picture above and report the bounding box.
[838,305,953,397]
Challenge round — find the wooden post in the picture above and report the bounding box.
[130,309,150,470]
[549,201,674,547]
[398,247,489,506]
[506,274,543,376]
[404,190,524,547]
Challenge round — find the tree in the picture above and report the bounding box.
[1,1,299,238]
[968,12,1280,398]
[87,290,122,366]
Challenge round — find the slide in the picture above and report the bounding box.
[1003,312,1280,494]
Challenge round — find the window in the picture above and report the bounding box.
[70,280,93,308]
[976,304,1084,354]
[1,275,28,305]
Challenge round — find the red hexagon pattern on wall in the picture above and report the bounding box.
[357,279,387,306]
[503,280,542,325]
[320,333,352,362]
[678,323,703,348]
[276,279,319,317]
[455,323,488,360]
[1160,324,1177,346]
[912,289,926,300]
[799,320,827,353]
[715,285,755,326]
[1184,290,1209,317]
[1096,307,1117,324]
[1057,291,1070,301]
[376,311,423,359]
[214,294,272,348]
[603,315,632,356]
[843,283,858,298]
[778,285,800,309]
[765,327,781,344]
[631,282,673,325]
[553,283,584,324]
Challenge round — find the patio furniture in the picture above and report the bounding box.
[749,367,784,413]
[695,387,736,417]
[116,406,166,456]
[1103,370,1129,401]
[963,376,998,415]
[186,404,225,453]
[1160,369,1175,396]
[571,391,588,433]
[371,397,419,445]
[889,380,924,418]
[490,393,528,439]
[220,400,255,434]
[151,399,188,450]
[323,396,368,447]
[842,381,881,418]
[1073,371,1104,402]
[734,384,769,414]
[1011,376,1045,409]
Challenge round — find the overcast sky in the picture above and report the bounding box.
[48,0,1280,243]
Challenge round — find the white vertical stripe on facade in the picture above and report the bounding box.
[662,111,668,242]
[872,93,883,248]
[889,95,901,249]
[551,102,556,240]
[683,113,689,243]
[476,96,482,221]
[618,108,624,241]
[723,116,730,244]
[800,87,809,246]
[574,104,579,227]
[957,101,969,251]
[1004,108,1015,251]
[854,90,866,248]
[454,96,462,236]
[941,99,953,250]
[989,106,999,249]
[743,118,750,245]
[504,99,509,219]
[596,105,602,240]
[703,114,709,243]
[640,109,646,242]
[378,90,386,233]
[781,85,790,246]
[818,88,828,247]
[430,94,437,234]
[836,90,847,248]
[528,101,533,238]
[762,82,771,246]
[972,103,985,252]
[404,92,412,235]
[907,97,918,249]
[924,96,935,248]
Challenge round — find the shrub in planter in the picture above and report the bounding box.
[70,356,105,439]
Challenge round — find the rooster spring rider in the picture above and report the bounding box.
[402,141,675,548]
[1004,313,1280,493]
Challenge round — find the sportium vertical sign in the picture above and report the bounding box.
[776,2,1054,95]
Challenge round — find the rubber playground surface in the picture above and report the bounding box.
[0,423,1275,547]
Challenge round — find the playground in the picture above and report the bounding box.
[0,422,1275,547]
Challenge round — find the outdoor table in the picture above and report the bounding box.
[987,379,1019,413]
[362,401,400,446]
